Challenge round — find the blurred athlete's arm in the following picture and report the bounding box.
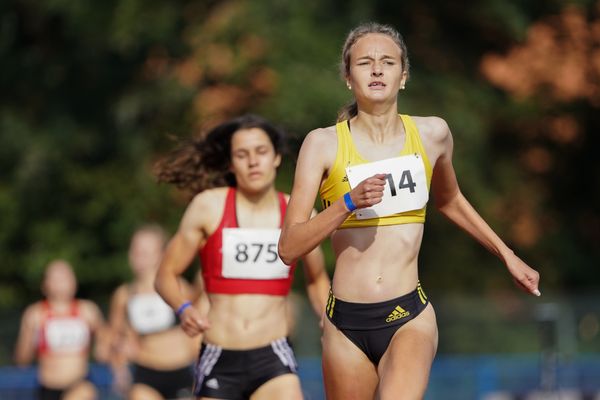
[82,300,109,363]
[14,304,38,366]
[155,192,211,336]
[106,285,132,394]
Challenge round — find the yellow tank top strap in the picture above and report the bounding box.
[335,120,351,165]
[319,121,353,210]
[399,114,432,188]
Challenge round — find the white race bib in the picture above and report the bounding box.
[45,318,90,353]
[222,228,290,279]
[127,293,176,335]
[345,154,428,219]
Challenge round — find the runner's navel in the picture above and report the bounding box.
[376,275,383,283]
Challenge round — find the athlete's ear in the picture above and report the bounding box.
[274,153,282,168]
[399,70,408,91]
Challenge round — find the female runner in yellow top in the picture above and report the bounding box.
[278,22,541,400]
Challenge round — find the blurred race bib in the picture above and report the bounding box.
[45,317,90,353]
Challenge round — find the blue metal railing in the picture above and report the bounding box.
[1,354,599,400]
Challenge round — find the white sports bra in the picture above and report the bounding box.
[127,292,176,335]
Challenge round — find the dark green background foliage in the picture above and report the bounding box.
[1,0,598,360]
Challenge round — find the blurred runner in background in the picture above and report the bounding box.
[154,114,330,400]
[108,225,206,400]
[14,259,108,400]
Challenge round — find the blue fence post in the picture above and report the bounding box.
[475,355,498,399]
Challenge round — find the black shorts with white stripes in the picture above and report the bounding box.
[193,337,297,399]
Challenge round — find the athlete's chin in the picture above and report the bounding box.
[366,93,393,102]
[132,265,155,276]
[238,180,273,194]
[358,94,395,107]
[49,291,76,301]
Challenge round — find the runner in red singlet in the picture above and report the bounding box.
[154,114,330,400]
[14,259,107,400]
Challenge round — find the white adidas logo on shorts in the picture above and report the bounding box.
[205,378,219,389]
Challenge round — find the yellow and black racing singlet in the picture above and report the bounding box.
[319,114,432,228]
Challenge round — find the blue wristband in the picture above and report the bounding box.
[343,192,357,212]
[176,301,192,317]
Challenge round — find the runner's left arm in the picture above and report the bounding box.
[431,118,541,296]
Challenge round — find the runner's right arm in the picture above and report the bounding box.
[155,193,211,336]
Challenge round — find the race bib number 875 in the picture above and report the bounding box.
[345,154,428,219]
[222,228,290,279]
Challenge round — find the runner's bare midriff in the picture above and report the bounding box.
[204,294,288,349]
[331,223,424,303]
[39,355,88,388]
[134,328,197,369]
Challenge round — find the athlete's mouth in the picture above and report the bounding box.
[248,171,262,178]
[368,81,386,87]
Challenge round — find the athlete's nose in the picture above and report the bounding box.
[372,62,383,77]
[248,152,259,167]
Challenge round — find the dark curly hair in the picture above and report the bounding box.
[155,114,285,195]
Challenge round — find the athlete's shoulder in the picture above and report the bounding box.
[22,301,43,323]
[78,299,103,316]
[188,187,229,211]
[113,283,132,298]
[410,115,451,143]
[111,284,130,302]
[181,187,229,230]
[300,125,337,167]
[304,125,337,145]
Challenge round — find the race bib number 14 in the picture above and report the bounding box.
[345,154,428,219]
[222,228,290,279]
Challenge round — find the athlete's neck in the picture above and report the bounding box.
[352,109,403,144]
[45,297,74,312]
[235,186,281,228]
[135,272,157,291]
[355,96,398,118]
[236,185,277,207]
